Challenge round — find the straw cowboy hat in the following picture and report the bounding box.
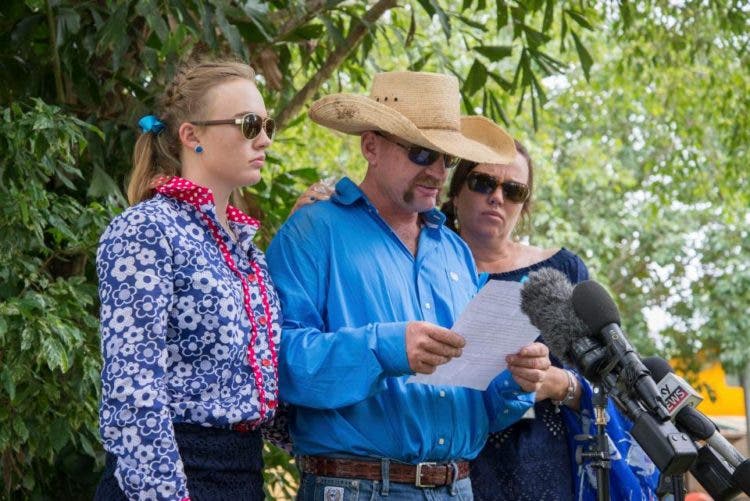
[309,71,515,165]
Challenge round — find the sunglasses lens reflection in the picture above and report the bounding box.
[503,182,529,203]
[264,118,276,139]
[407,147,439,166]
[467,173,497,194]
[407,147,459,169]
[467,173,529,203]
[242,114,276,140]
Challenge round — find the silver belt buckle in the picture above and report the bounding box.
[415,461,436,488]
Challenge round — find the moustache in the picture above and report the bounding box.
[412,174,443,189]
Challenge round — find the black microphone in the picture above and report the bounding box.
[519,268,610,381]
[643,357,744,466]
[571,280,671,421]
[643,357,750,498]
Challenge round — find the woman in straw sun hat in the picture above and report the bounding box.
[267,71,553,500]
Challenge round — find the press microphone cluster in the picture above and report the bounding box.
[519,269,669,420]
[520,269,697,475]
[519,268,750,494]
[644,356,750,499]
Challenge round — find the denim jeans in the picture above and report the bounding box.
[297,460,473,501]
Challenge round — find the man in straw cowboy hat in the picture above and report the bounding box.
[267,71,551,499]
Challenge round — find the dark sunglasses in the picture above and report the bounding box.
[466,171,530,204]
[374,131,460,169]
[191,112,276,140]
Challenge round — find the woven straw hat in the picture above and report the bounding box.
[309,71,515,164]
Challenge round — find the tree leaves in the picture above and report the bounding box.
[571,30,593,81]
[474,44,512,61]
[416,0,451,40]
[0,100,110,497]
[464,59,487,96]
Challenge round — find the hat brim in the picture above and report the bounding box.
[459,116,516,165]
[309,95,514,164]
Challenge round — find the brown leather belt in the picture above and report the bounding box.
[300,456,470,488]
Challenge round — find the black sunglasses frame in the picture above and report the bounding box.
[374,131,460,169]
[191,113,276,140]
[465,171,530,204]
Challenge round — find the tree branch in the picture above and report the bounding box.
[273,0,333,42]
[46,0,66,104]
[275,0,397,129]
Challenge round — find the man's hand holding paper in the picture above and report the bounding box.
[408,280,544,390]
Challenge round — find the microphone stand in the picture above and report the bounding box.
[656,473,686,501]
[575,384,612,501]
[670,475,685,501]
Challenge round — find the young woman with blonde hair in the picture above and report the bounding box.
[95,59,280,500]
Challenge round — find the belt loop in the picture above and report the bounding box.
[380,458,390,496]
[449,461,459,496]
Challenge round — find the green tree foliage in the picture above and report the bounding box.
[0,100,113,497]
[520,1,749,380]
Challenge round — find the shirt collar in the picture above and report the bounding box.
[331,177,364,206]
[331,177,446,229]
[155,176,261,237]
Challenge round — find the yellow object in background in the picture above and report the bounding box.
[686,362,745,417]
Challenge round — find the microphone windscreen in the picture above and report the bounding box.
[731,460,750,494]
[571,280,621,332]
[520,268,589,365]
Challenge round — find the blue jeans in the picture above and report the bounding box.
[297,467,473,500]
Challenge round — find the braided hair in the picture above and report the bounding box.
[128,60,256,205]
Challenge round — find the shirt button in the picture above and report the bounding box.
[438,438,445,445]
[450,272,459,281]
[439,390,446,397]
[424,302,431,310]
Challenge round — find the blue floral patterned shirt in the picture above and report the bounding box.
[96,177,281,500]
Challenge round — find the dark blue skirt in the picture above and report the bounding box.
[95,423,264,501]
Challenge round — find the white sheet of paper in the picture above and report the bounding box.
[408,280,540,390]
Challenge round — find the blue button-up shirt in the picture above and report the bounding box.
[266,177,534,462]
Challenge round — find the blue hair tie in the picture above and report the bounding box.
[138,115,165,134]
